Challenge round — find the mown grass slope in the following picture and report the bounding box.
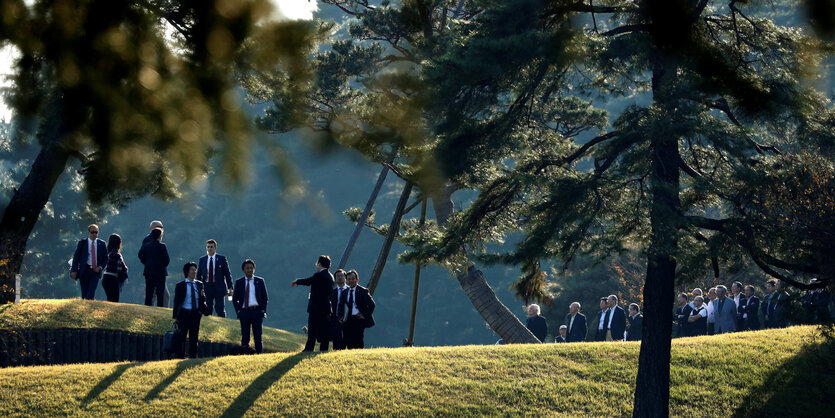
[0,299,305,352]
[1,326,831,417]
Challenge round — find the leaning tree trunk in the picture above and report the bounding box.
[0,134,70,303]
[633,52,681,418]
[458,267,540,343]
[366,181,413,294]
[432,184,539,344]
[338,165,389,270]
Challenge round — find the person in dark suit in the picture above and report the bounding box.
[806,278,831,323]
[525,304,547,343]
[172,262,210,358]
[340,269,375,349]
[738,285,760,331]
[292,255,335,352]
[101,233,128,302]
[70,224,108,300]
[674,293,693,338]
[196,239,234,317]
[564,302,587,343]
[555,325,567,343]
[141,220,169,306]
[761,279,778,328]
[138,227,170,307]
[233,259,269,354]
[594,297,609,341]
[772,280,791,328]
[330,269,348,350]
[603,295,627,341]
[626,303,643,341]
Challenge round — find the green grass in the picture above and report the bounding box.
[1,326,831,416]
[0,299,305,352]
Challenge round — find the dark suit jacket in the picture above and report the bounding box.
[773,291,790,327]
[196,254,233,290]
[555,335,566,343]
[331,286,349,320]
[233,276,268,317]
[608,306,627,340]
[172,279,209,318]
[71,238,108,277]
[342,285,376,328]
[738,296,760,330]
[564,312,587,342]
[296,269,335,316]
[138,240,169,277]
[761,292,777,327]
[526,315,548,342]
[626,314,643,341]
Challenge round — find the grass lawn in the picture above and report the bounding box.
[0,299,306,352]
[0,325,831,416]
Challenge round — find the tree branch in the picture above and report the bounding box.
[602,24,651,37]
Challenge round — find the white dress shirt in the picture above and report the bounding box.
[244,276,259,308]
[598,308,608,330]
[182,279,197,311]
[348,287,360,316]
[87,238,96,265]
[205,254,216,275]
[706,299,715,323]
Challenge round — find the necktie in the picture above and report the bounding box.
[568,314,575,333]
[337,288,345,320]
[190,282,197,311]
[603,309,611,330]
[244,279,250,308]
[208,257,214,284]
[91,240,97,270]
[347,289,354,319]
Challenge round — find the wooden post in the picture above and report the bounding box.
[1,332,10,367]
[338,165,389,269]
[71,330,81,364]
[406,199,427,346]
[128,333,137,361]
[89,330,98,363]
[367,181,413,295]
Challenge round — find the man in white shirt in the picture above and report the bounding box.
[706,287,717,335]
[330,269,348,350]
[172,262,209,358]
[70,224,107,300]
[233,259,269,354]
[595,297,608,341]
[731,281,744,331]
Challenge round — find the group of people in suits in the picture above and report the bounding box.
[71,222,376,358]
[291,255,376,352]
[523,294,644,343]
[674,278,831,338]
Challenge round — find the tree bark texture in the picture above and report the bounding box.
[406,199,427,346]
[0,135,70,303]
[366,181,413,295]
[633,52,681,418]
[457,267,540,344]
[338,165,389,270]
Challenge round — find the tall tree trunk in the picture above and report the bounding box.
[366,181,413,295]
[432,181,538,343]
[633,53,681,418]
[0,133,70,303]
[338,165,389,270]
[457,267,540,343]
[406,199,427,346]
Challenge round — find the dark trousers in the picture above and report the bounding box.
[706,323,715,336]
[79,268,99,300]
[304,312,330,352]
[204,283,227,317]
[343,316,366,349]
[101,275,121,302]
[239,308,264,354]
[331,320,345,350]
[177,309,202,358]
[144,275,166,307]
[595,329,605,341]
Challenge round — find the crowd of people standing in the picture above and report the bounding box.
[523,280,830,343]
[69,221,376,358]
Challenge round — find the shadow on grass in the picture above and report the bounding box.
[220,352,310,418]
[733,336,835,417]
[143,358,212,401]
[82,362,141,404]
